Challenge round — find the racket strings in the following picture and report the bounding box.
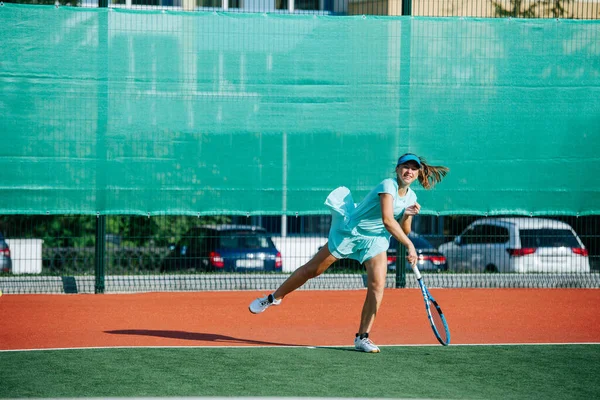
[429,301,449,344]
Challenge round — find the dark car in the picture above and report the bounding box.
[388,233,448,272]
[161,224,282,273]
[0,232,12,273]
[327,233,447,272]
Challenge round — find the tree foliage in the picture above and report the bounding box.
[3,0,80,5]
[0,215,231,248]
[493,0,573,18]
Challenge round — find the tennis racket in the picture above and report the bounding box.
[411,263,450,346]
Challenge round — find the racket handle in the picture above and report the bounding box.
[411,263,422,280]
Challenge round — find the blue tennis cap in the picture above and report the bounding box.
[397,154,422,167]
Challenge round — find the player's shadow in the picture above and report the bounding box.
[105,329,301,347]
[314,346,357,352]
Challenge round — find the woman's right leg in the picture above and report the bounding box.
[273,243,338,300]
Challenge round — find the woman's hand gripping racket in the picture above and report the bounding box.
[410,261,451,346]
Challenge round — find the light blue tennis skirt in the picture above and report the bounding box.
[324,187,390,264]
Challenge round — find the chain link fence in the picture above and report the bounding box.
[1,214,598,293]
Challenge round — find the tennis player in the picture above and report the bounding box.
[249,153,449,353]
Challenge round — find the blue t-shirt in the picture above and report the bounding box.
[352,178,417,237]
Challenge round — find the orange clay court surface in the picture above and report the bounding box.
[1,289,600,351]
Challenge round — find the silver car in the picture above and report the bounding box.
[438,218,590,273]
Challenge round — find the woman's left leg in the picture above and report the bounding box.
[357,251,388,336]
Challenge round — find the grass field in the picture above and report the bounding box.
[2,344,599,399]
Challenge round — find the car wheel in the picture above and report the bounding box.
[484,264,498,273]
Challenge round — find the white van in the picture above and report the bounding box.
[438,218,590,273]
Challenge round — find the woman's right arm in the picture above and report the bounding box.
[379,194,418,266]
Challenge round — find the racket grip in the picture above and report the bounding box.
[411,263,422,280]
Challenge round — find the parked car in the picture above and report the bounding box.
[389,234,448,272]
[325,233,447,272]
[161,224,282,273]
[0,233,12,273]
[437,218,590,273]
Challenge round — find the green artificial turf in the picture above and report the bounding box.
[1,345,599,399]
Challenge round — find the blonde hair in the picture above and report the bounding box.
[397,153,449,190]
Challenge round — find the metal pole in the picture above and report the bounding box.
[402,0,411,16]
[395,0,412,288]
[95,215,106,294]
[395,241,407,288]
[281,131,287,237]
[95,1,108,293]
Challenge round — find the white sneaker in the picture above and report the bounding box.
[354,335,380,353]
[249,294,281,314]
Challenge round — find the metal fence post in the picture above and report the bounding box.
[402,0,412,16]
[95,215,106,294]
[395,241,407,288]
[95,0,108,293]
[395,0,412,288]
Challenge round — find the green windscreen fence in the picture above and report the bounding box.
[1,3,600,217]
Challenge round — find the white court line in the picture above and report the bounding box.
[1,342,599,352]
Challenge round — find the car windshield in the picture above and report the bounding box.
[409,236,434,249]
[519,229,580,248]
[391,236,434,250]
[219,232,272,250]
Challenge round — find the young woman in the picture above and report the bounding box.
[249,153,449,353]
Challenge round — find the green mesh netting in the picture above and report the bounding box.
[1,4,599,216]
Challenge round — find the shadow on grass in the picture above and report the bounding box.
[105,329,304,347]
[314,346,357,352]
